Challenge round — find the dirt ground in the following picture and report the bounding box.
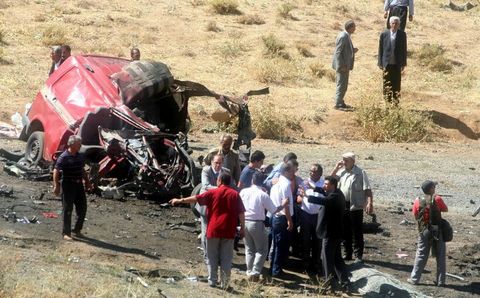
[0,135,479,297]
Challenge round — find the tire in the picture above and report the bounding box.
[25,131,44,165]
[189,183,202,218]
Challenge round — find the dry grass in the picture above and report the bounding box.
[277,3,297,19]
[41,25,69,46]
[206,20,221,32]
[416,43,453,73]
[209,0,240,15]
[309,61,328,78]
[251,97,287,140]
[189,0,206,6]
[218,39,247,59]
[237,14,265,25]
[296,42,315,57]
[262,33,290,59]
[354,96,433,142]
[76,0,96,9]
[0,0,477,141]
[252,58,297,84]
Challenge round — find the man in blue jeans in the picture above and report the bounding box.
[269,162,295,277]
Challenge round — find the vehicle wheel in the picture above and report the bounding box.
[190,183,202,218]
[25,131,44,165]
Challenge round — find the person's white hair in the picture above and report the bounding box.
[67,135,82,146]
[342,152,356,160]
[389,16,401,24]
[51,46,62,55]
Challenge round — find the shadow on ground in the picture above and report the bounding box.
[424,110,479,140]
[75,236,160,260]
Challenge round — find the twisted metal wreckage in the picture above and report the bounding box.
[1,55,267,199]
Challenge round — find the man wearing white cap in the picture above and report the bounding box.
[331,152,373,263]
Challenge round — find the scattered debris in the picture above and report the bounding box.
[446,272,465,281]
[469,167,476,171]
[0,185,13,196]
[0,148,23,162]
[185,276,198,282]
[0,122,20,139]
[125,267,183,279]
[396,253,409,259]
[365,155,374,160]
[137,276,149,288]
[443,0,477,11]
[98,186,125,200]
[472,205,480,217]
[67,256,80,263]
[42,212,59,219]
[124,214,132,221]
[399,219,414,226]
[470,199,476,204]
[168,223,199,234]
[381,231,391,237]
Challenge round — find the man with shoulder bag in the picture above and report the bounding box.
[408,180,448,287]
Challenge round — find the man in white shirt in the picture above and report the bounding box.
[297,163,324,273]
[384,0,414,31]
[240,172,288,281]
[269,162,295,277]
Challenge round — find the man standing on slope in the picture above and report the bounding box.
[332,20,358,110]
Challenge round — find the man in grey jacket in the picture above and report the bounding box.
[332,20,358,110]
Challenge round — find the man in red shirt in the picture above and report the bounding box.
[170,172,245,288]
[408,180,448,287]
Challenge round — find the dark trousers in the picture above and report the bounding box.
[300,210,320,271]
[270,215,289,276]
[387,6,408,31]
[383,64,402,104]
[62,181,87,236]
[343,209,364,259]
[290,204,302,256]
[322,237,348,284]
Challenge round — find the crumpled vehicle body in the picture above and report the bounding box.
[19,55,265,197]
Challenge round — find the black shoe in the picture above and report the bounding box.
[341,282,352,295]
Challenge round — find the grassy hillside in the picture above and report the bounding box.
[0,0,479,141]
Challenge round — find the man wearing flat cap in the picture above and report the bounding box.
[331,152,373,263]
[408,180,448,287]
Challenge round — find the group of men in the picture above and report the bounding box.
[333,0,413,109]
[48,45,71,76]
[54,132,448,291]
[169,134,374,292]
[48,46,141,77]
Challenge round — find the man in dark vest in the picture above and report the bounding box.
[408,180,448,286]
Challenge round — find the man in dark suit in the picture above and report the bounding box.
[378,16,407,104]
[332,20,358,110]
[308,176,350,292]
